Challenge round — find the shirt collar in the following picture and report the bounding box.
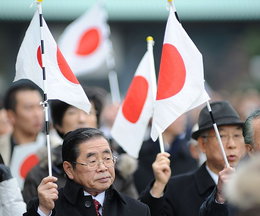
[206,165,218,184]
[84,191,105,206]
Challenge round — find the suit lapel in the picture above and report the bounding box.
[194,163,216,197]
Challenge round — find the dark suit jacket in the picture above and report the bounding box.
[140,163,215,216]
[24,179,150,216]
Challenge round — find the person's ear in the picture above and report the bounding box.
[55,124,64,135]
[6,110,16,125]
[197,137,206,154]
[63,161,74,180]
[245,144,254,155]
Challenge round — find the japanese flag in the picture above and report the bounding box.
[151,3,209,141]
[15,10,91,113]
[59,2,111,76]
[111,41,157,158]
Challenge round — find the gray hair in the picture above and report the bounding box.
[243,110,260,146]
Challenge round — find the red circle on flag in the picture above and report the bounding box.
[37,46,43,67]
[57,48,79,84]
[156,43,186,100]
[76,28,101,56]
[20,154,40,179]
[37,46,79,84]
[122,76,149,123]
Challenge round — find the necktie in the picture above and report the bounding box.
[93,199,101,216]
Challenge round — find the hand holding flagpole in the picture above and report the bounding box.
[206,101,230,168]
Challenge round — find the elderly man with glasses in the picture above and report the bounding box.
[24,128,150,216]
[140,101,250,216]
[200,109,260,216]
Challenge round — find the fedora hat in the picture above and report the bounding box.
[192,101,244,140]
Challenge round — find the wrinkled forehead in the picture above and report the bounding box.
[78,136,112,155]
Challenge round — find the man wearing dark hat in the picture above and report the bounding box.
[200,109,260,216]
[139,101,250,216]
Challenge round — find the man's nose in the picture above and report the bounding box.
[96,161,108,171]
[226,136,236,148]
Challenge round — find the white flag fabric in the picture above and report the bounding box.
[59,2,111,76]
[111,49,157,158]
[10,133,45,189]
[15,10,91,113]
[151,4,210,141]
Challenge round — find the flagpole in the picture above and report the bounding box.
[37,0,53,176]
[108,69,121,104]
[97,0,120,103]
[106,44,121,103]
[168,0,173,9]
[146,36,165,153]
[206,101,230,168]
[104,15,120,103]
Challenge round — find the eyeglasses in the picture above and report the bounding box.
[203,133,243,143]
[73,155,117,170]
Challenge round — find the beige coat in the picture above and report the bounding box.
[0,134,12,165]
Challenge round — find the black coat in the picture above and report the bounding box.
[134,137,198,194]
[199,185,239,216]
[140,163,215,216]
[24,179,150,216]
[199,187,231,216]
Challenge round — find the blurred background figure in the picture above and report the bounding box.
[100,99,120,139]
[243,109,260,153]
[134,114,198,194]
[0,80,45,189]
[229,89,260,121]
[224,154,260,216]
[0,96,13,136]
[0,154,26,216]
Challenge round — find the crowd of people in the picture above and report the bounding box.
[1,80,260,216]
